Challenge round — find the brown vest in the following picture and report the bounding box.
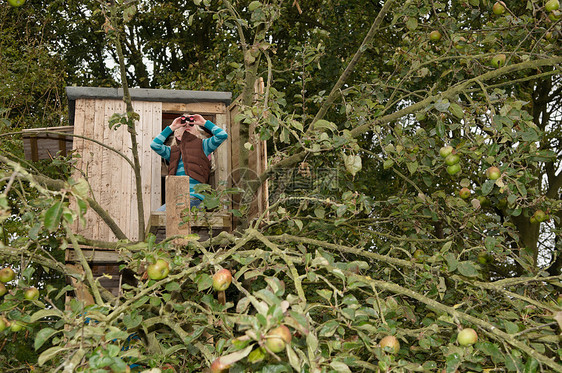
[168,132,211,183]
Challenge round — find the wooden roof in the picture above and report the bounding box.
[66,86,232,125]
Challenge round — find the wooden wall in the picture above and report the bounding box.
[70,99,162,242]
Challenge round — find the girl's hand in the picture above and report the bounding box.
[191,114,206,127]
[170,117,186,131]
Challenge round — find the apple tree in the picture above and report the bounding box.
[1,0,562,372]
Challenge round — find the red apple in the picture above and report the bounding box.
[210,358,230,373]
[380,335,400,354]
[147,259,170,280]
[0,268,15,283]
[459,187,471,199]
[492,2,505,15]
[429,30,442,42]
[486,166,501,180]
[212,269,232,292]
[24,287,39,300]
[457,328,478,346]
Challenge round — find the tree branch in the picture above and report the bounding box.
[310,0,396,127]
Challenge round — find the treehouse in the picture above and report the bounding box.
[22,86,268,297]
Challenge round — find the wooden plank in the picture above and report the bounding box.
[166,176,191,243]
[151,103,162,212]
[69,100,86,235]
[103,100,120,242]
[22,126,74,161]
[98,99,112,241]
[66,249,122,263]
[150,210,231,230]
[214,113,229,197]
[115,101,133,241]
[162,102,226,114]
[81,99,97,240]
[88,98,106,241]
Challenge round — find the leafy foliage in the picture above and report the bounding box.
[1,0,562,372]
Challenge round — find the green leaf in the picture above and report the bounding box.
[343,154,362,176]
[313,119,337,132]
[406,161,418,175]
[247,347,266,363]
[481,180,495,196]
[165,281,181,292]
[406,17,418,31]
[219,344,254,366]
[34,328,60,350]
[330,361,352,373]
[44,201,63,232]
[197,274,213,291]
[383,159,394,169]
[477,341,503,360]
[457,261,479,277]
[123,312,142,329]
[38,346,67,366]
[248,1,262,11]
[449,103,464,118]
[30,309,64,323]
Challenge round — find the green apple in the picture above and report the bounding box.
[486,166,501,180]
[429,30,442,42]
[549,10,561,21]
[0,283,6,297]
[445,154,460,166]
[413,249,425,259]
[147,259,170,280]
[492,2,505,15]
[546,0,560,12]
[447,164,461,175]
[439,146,454,158]
[24,287,39,301]
[496,198,507,209]
[457,328,478,346]
[7,0,26,7]
[380,335,400,354]
[210,358,230,373]
[0,268,15,283]
[459,187,471,199]
[533,210,548,223]
[0,317,9,332]
[478,252,492,265]
[477,196,490,208]
[265,325,292,353]
[212,269,232,292]
[491,54,506,68]
[10,320,25,332]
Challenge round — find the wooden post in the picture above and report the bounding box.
[165,176,191,243]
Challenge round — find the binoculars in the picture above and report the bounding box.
[181,116,195,125]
